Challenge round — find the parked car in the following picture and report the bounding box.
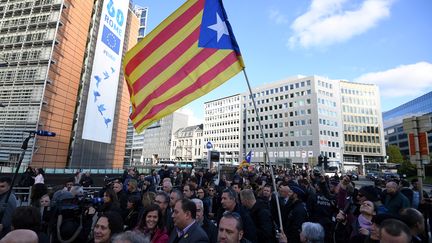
[366,172,378,181]
[378,171,400,182]
[350,172,359,181]
[345,171,359,181]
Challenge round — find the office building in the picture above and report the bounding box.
[203,75,385,171]
[340,81,386,171]
[171,124,203,162]
[383,91,432,157]
[203,94,242,164]
[241,76,343,167]
[137,112,188,164]
[0,0,138,168]
[134,5,148,42]
[124,5,149,167]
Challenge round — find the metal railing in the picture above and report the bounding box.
[0,165,125,174]
[12,186,103,206]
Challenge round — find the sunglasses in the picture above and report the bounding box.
[223,211,241,220]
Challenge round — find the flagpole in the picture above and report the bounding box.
[241,69,284,232]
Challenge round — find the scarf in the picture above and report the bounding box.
[358,214,373,230]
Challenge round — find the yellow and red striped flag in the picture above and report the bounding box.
[123,0,244,133]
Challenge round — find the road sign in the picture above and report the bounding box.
[206,141,213,149]
[301,151,307,159]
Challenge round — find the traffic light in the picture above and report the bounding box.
[209,151,220,163]
[324,156,329,169]
[318,155,323,166]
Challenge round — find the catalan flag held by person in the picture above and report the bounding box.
[238,151,252,170]
[123,0,244,133]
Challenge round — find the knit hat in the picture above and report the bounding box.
[359,185,379,202]
[289,184,306,198]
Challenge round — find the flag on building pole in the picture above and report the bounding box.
[123,0,244,133]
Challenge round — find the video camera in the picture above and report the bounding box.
[104,176,120,188]
[49,190,104,243]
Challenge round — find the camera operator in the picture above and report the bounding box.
[0,176,17,238]
[48,190,94,243]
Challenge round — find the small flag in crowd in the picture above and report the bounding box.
[245,150,252,163]
[123,0,244,133]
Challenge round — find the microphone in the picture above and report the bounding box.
[25,130,56,137]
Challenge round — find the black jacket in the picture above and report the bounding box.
[201,217,218,243]
[283,199,308,243]
[250,200,277,243]
[217,204,258,243]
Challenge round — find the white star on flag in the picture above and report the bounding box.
[208,13,229,42]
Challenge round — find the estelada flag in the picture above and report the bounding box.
[123,0,244,133]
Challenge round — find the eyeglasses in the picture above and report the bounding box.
[209,189,214,192]
[154,200,166,204]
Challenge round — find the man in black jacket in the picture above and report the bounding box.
[169,199,209,243]
[217,188,257,243]
[284,184,308,243]
[240,189,276,243]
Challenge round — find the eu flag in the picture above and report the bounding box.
[102,25,120,54]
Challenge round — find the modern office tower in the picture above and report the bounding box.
[134,5,148,42]
[124,4,148,167]
[137,112,189,165]
[340,81,385,172]
[383,91,432,157]
[0,0,138,168]
[242,76,343,167]
[171,124,203,162]
[203,94,242,164]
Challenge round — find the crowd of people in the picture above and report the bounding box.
[0,164,431,243]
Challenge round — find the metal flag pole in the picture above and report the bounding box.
[241,69,284,232]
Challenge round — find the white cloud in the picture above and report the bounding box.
[354,62,432,97]
[268,9,289,25]
[178,107,203,126]
[289,0,394,48]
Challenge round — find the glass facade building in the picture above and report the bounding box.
[0,0,138,169]
[383,91,432,157]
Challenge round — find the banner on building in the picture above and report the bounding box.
[82,0,129,143]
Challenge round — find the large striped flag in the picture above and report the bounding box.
[123,0,244,133]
